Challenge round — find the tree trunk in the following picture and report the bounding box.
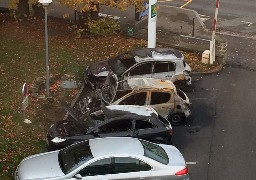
[78,3,99,30]
[32,3,44,17]
[17,0,29,19]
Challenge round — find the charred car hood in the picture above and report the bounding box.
[88,60,110,77]
[48,120,87,138]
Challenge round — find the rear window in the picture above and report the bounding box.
[59,141,93,174]
[140,140,169,165]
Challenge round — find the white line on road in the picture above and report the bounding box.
[241,21,253,27]
[186,162,197,165]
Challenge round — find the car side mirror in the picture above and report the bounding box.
[75,174,82,179]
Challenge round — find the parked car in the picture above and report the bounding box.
[84,48,192,89]
[15,137,189,180]
[101,75,192,125]
[46,105,173,151]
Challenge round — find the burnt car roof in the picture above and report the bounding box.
[125,78,176,90]
[102,105,158,119]
[125,48,183,59]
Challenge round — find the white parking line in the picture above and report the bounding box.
[241,21,253,27]
[186,162,197,165]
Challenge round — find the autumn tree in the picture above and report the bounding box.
[7,0,144,30]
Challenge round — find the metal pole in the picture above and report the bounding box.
[148,0,157,48]
[44,6,50,96]
[210,0,219,64]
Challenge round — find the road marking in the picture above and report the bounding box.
[199,14,210,23]
[186,162,197,165]
[180,0,192,8]
[241,21,253,27]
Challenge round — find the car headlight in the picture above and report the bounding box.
[51,137,66,143]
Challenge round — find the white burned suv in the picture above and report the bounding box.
[85,48,192,88]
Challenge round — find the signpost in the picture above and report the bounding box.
[22,83,31,124]
[148,0,157,48]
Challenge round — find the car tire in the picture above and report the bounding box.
[168,113,183,126]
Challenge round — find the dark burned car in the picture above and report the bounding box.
[46,105,173,151]
[85,48,192,88]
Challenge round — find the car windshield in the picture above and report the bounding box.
[109,56,136,75]
[140,140,169,165]
[58,141,93,174]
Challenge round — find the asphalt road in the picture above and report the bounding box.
[159,0,256,38]
[163,0,256,179]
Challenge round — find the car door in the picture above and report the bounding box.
[148,91,175,118]
[71,157,113,180]
[152,62,176,81]
[111,157,152,180]
[96,119,133,138]
[122,62,152,80]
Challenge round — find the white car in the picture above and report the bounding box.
[15,137,189,180]
[85,48,192,88]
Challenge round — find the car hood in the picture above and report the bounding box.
[88,59,110,77]
[17,151,64,180]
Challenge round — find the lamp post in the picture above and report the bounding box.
[39,0,52,97]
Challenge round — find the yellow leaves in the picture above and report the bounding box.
[8,0,19,10]
[63,13,70,19]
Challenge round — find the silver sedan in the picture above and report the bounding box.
[15,137,189,180]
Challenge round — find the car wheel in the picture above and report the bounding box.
[168,113,183,126]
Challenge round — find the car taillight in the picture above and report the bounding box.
[175,167,188,176]
[167,128,172,135]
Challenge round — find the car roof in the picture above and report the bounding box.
[127,78,176,91]
[103,105,158,118]
[89,137,144,158]
[128,48,183,59]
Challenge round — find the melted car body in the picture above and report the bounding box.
[85,48,192,88]
[101,76,192,125]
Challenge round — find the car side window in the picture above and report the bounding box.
[119,92,147,106]
[151,92,171,105]
[113,157,151,174]
[129,62,151,76]
[154,62,175,73]
[135,119,156,129]
[99,119,132,133]
[78,158,112,177]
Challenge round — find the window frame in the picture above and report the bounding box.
[112,156,152,174]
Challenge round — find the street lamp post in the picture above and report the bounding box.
[39,0,52,97]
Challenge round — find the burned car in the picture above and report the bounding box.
[85,48,192,88]
[101,76,192,125]
[46,105,173,151]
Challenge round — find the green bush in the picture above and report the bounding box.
[88,17,120,36]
